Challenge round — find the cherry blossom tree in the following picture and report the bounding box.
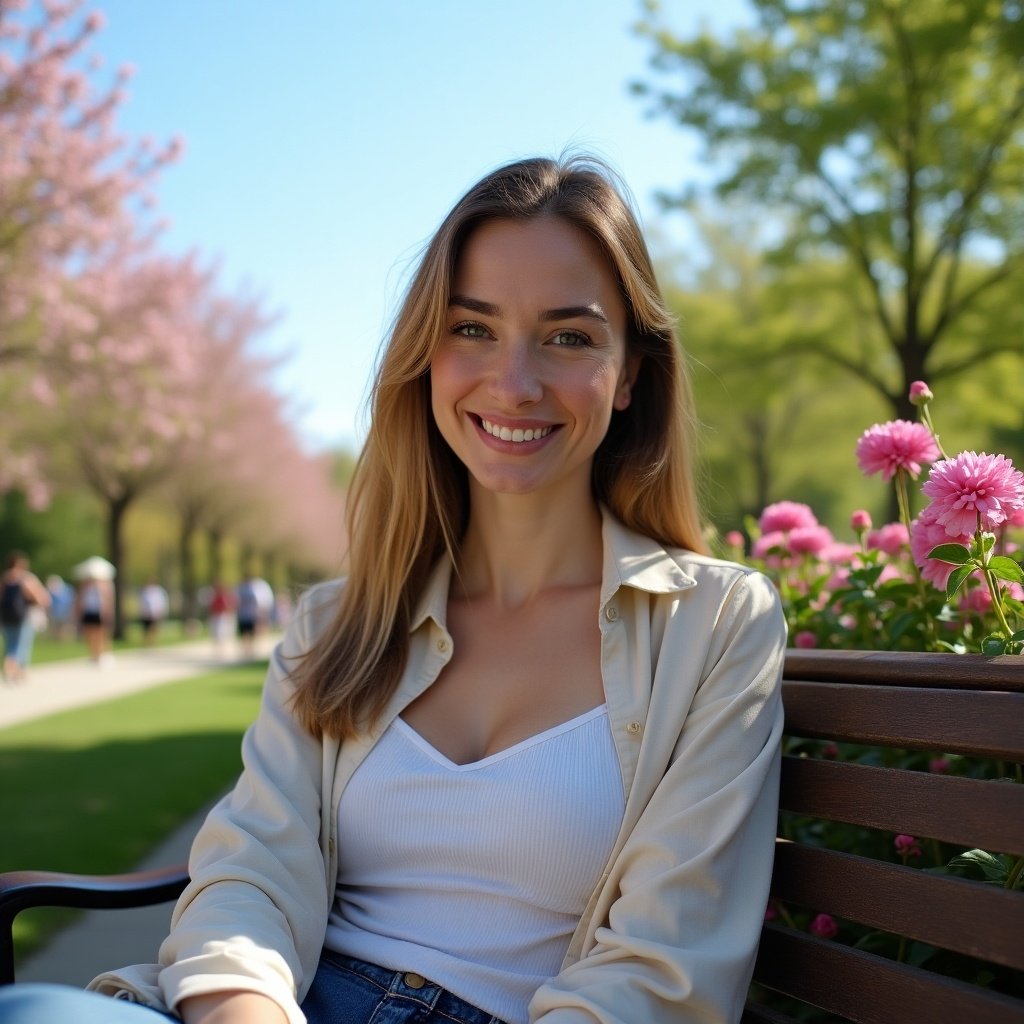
[1,0,180,500]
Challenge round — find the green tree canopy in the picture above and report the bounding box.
[635,0,1024,420]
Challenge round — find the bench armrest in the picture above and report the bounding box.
[0,865,189,986]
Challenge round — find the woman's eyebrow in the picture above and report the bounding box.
[448,295,609,325]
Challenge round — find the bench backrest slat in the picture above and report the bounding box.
[750,652,1024,1023]
[783,681,1024,759]
[771,840,1024,970]
[782,649,1024,690]
[755,924,1024,1024]
[780,756,1024,853]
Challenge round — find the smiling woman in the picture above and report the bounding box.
[431,216,635,503]
[0,156,787,1024]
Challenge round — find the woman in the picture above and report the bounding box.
[75,567,115,664]
[0,156,785,1024]
[0,551,50,682]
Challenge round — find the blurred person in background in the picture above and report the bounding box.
[138,578,170,646]
[76,566,115,666]
[206,578,236,656]
[1,551,51,683]
[46,574,76,641]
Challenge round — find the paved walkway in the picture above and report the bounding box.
[0,633,277,731]
[2,634,279,985]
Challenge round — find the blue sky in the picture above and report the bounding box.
[91,0,750,451]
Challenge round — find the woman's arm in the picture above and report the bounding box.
[24,573,51,609]
[179,990,288,1024]
[531,569,786,1024]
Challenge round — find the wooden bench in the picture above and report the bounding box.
[2,650,1022,1024]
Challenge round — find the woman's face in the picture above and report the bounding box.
[430,215,636,503]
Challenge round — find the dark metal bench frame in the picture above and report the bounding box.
[3,650,1023,1024]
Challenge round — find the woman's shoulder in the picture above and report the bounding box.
[293,577,348,633]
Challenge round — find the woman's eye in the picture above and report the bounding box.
[452,322,489,338]
[550,329,591,347]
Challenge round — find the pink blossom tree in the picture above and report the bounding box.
[0,0,179,501]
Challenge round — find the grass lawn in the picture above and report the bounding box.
[30,620,204,665]
[0,660,267,959]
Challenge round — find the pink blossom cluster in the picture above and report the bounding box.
[920,452,1024,537]
[855,420,940,482]
[894,834,922,858]
[0,3,348,579]
[809,913,838,939]
[910,452,1024,586]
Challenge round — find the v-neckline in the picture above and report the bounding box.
[393,704,608,771]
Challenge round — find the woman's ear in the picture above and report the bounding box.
[614,354,642,411]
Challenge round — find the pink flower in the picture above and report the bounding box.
[921,452,1024,536]
[910,507,972,589]
[787,525,834,556]
[929,758,950,774]
[959,581,992,613]
[810,913,838,939]
[820,742,839,760]
[724,530,745,549]
[963,581,1024,612]
[759,501,818,533]
[894,834,922,857]
[850,509,872,532]
[867,522,910,556]
[753,531,788,560]
[909,380,933,406]
[856,420,940,482]
[821,541,859,565]
[794,631,817,649]
[1008,507,1024,529]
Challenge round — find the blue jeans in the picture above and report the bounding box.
[0,954,509,1023]
[2,621,33,670]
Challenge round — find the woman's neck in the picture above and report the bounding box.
[454,490,604,609]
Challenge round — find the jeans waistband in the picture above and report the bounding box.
[320,950,507,1024]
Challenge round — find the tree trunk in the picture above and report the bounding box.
[207,529,223,583]
[179,515,198,626]
[106,494,131,640]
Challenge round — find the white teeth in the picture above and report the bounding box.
[481,418,552,443]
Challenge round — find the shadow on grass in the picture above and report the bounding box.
[1,675,265,958]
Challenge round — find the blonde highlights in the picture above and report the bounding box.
[291,155,705,738]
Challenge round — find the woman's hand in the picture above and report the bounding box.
[178,990,289,1024]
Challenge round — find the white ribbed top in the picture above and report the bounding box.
[323,705,625,1024]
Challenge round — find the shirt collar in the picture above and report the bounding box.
[599,507,696,603]
[409,506,697,634]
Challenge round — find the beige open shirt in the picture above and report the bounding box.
[90,511,786,1024]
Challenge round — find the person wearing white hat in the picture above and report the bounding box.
[74,562,115,665]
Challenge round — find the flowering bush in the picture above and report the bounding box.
[728,383,1024,655]
[732,385,1023,1018]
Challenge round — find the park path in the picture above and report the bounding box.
[2,632,279,986]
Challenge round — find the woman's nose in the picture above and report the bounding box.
[487,342,543,407]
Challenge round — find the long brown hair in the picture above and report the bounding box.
[291,154,705,738]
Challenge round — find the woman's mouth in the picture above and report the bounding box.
[479,417,553,444]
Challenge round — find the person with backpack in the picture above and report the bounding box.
[1,551,51,683]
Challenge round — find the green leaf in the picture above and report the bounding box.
[981,635,1007,656]
[927,543,972,565]
[988,556,1024,585]
[945,564,975,600]
[947,850,1010,884]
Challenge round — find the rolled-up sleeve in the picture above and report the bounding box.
[154,583,339,1023]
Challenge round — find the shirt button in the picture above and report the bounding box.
[605,605,619,622]
[626,721,643,735]
[404,972,426,989]
[436,638,450,653]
